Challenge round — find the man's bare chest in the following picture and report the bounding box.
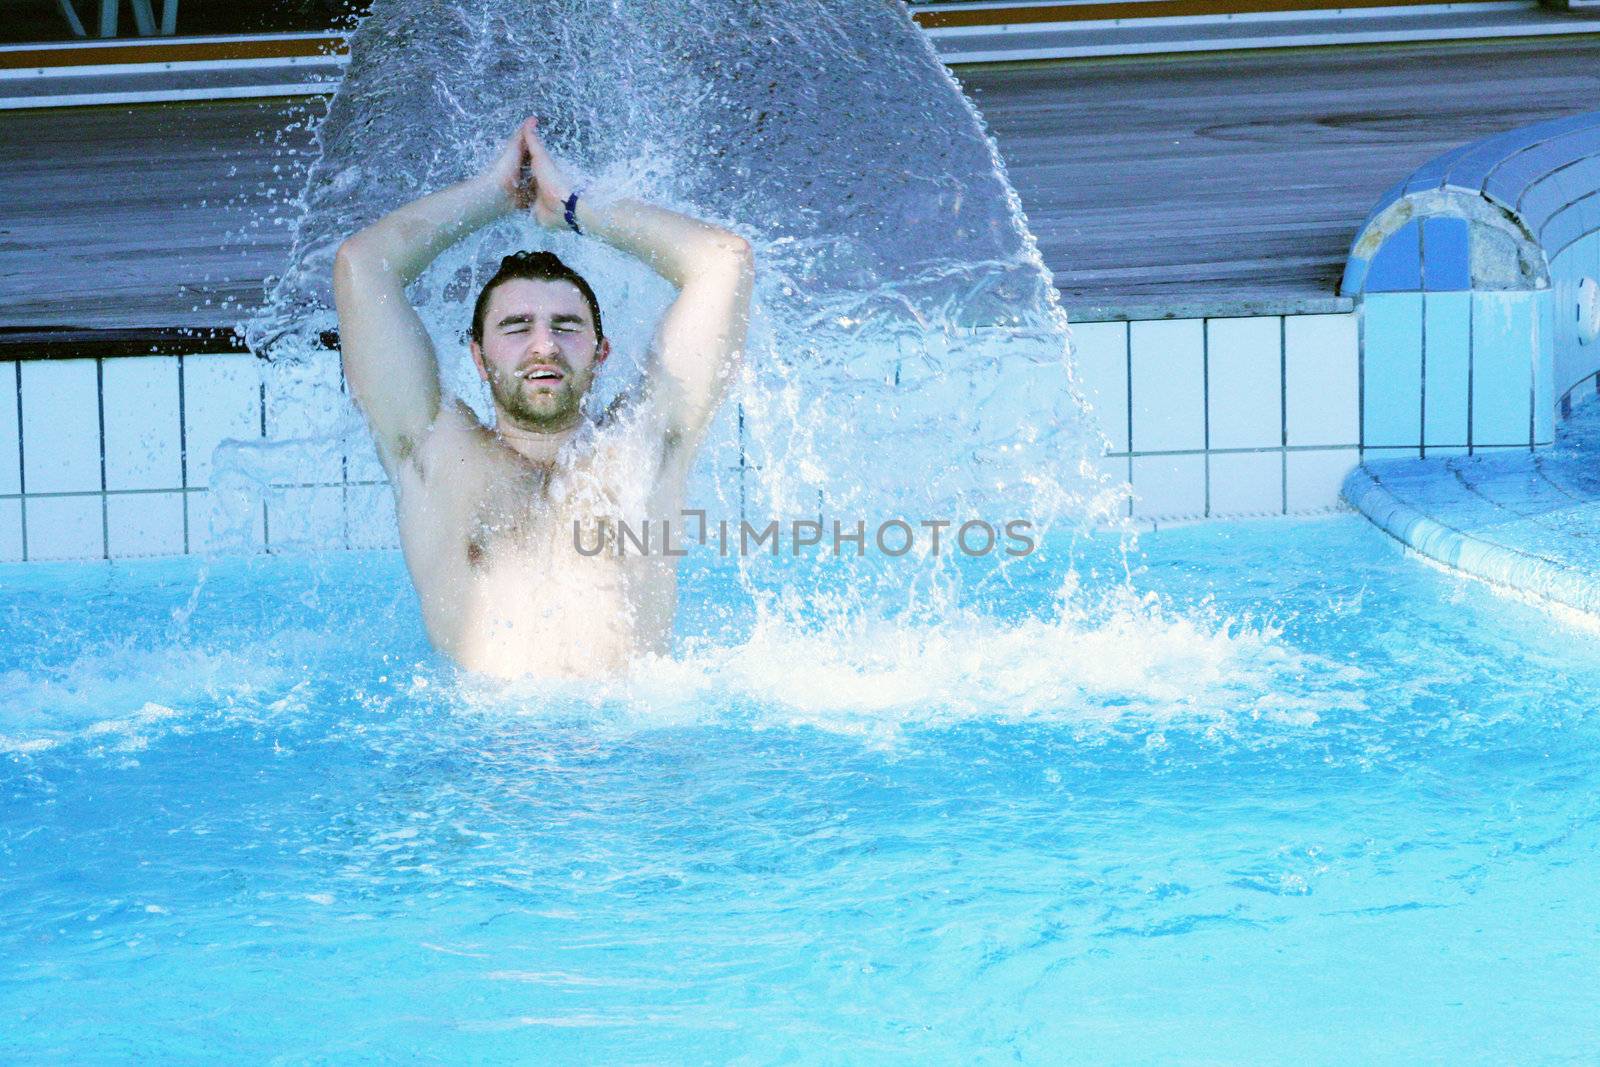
[396,408,679,576]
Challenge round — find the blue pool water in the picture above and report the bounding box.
[4,517,1599,1062]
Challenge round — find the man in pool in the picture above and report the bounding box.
[333,117,753,679]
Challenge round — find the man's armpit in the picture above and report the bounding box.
[400,397,486,486]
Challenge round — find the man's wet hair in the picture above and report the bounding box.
[470,250,604,345]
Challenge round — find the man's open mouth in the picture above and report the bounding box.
[518,365,565,383]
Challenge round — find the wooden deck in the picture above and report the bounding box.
[0,97,325,333]
[964,37,1600,309]
[2,37,1598,335]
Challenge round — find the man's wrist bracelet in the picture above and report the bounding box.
[563,191,583,235]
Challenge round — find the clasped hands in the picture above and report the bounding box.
[484,116,576,231]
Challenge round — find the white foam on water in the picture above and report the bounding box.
[2,554,1362,759]
[445,578,1367,748]
[0,628,325,754]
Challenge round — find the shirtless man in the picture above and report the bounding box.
[333,117,753,679]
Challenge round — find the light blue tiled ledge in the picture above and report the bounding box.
[1344,397,1600,619]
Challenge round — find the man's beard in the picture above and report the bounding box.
[487,364,585,430]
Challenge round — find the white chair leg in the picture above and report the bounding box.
[56,0,88,36]
[128,0,157,35]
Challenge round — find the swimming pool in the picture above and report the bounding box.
[5,516,1597,1061]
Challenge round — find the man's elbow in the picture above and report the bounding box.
[715,235,754,284]
[333,235,372,281]
[722,235,754,266]
[333,235,395,304]
[332,237,364,294]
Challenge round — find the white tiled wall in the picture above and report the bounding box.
[1071,311,1361,523]
[1070,321,1128,453]
[1130,319,1204,454]
[1288,448,1361,512]
[1207,317,1280,451]
[0,498,21,563]
[103,357,182,492]
[0,364,20,499]
[1209,451,1283,517]
[22,359,101,495]
[1284,314,1359,448]
[1131,454,1205,520]
[184,353,263,486]
[106,492,185,560]
[25,494,102,562]
[0,352,386,563]
[1,316,1367,561]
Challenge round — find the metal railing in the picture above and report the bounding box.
[54,0,181,38]
[10,0,365,45]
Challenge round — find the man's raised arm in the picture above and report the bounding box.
[332,125,534,476]
[519,123,754,451]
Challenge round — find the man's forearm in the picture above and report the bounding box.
[337,160,747,292]
[340,177,511,284]
[572,196,750,289]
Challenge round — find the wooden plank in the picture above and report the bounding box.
[0,35,346,68]
[0,37,1597,338]
[0,97,322,333]
[959,37,1600,307]
[912,0,1459,30]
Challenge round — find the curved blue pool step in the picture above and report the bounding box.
[1343,399,1600,619]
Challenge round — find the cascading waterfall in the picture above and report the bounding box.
[241,0,1129,633]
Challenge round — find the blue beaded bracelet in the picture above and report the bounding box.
[563,191,582,235]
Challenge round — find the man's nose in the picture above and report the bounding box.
[524,324,559,355]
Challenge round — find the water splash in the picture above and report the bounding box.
[442,575,1367,752]
[239,0,1126,614]
[0,587,1360,756]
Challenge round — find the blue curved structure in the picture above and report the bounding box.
[1343,406,1600,617]
[1343,111,1600,616]
[1343,110,1600,452]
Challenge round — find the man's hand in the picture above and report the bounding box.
[481,117,577,227]
[482,119,538,211]
[520,118,578,231]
